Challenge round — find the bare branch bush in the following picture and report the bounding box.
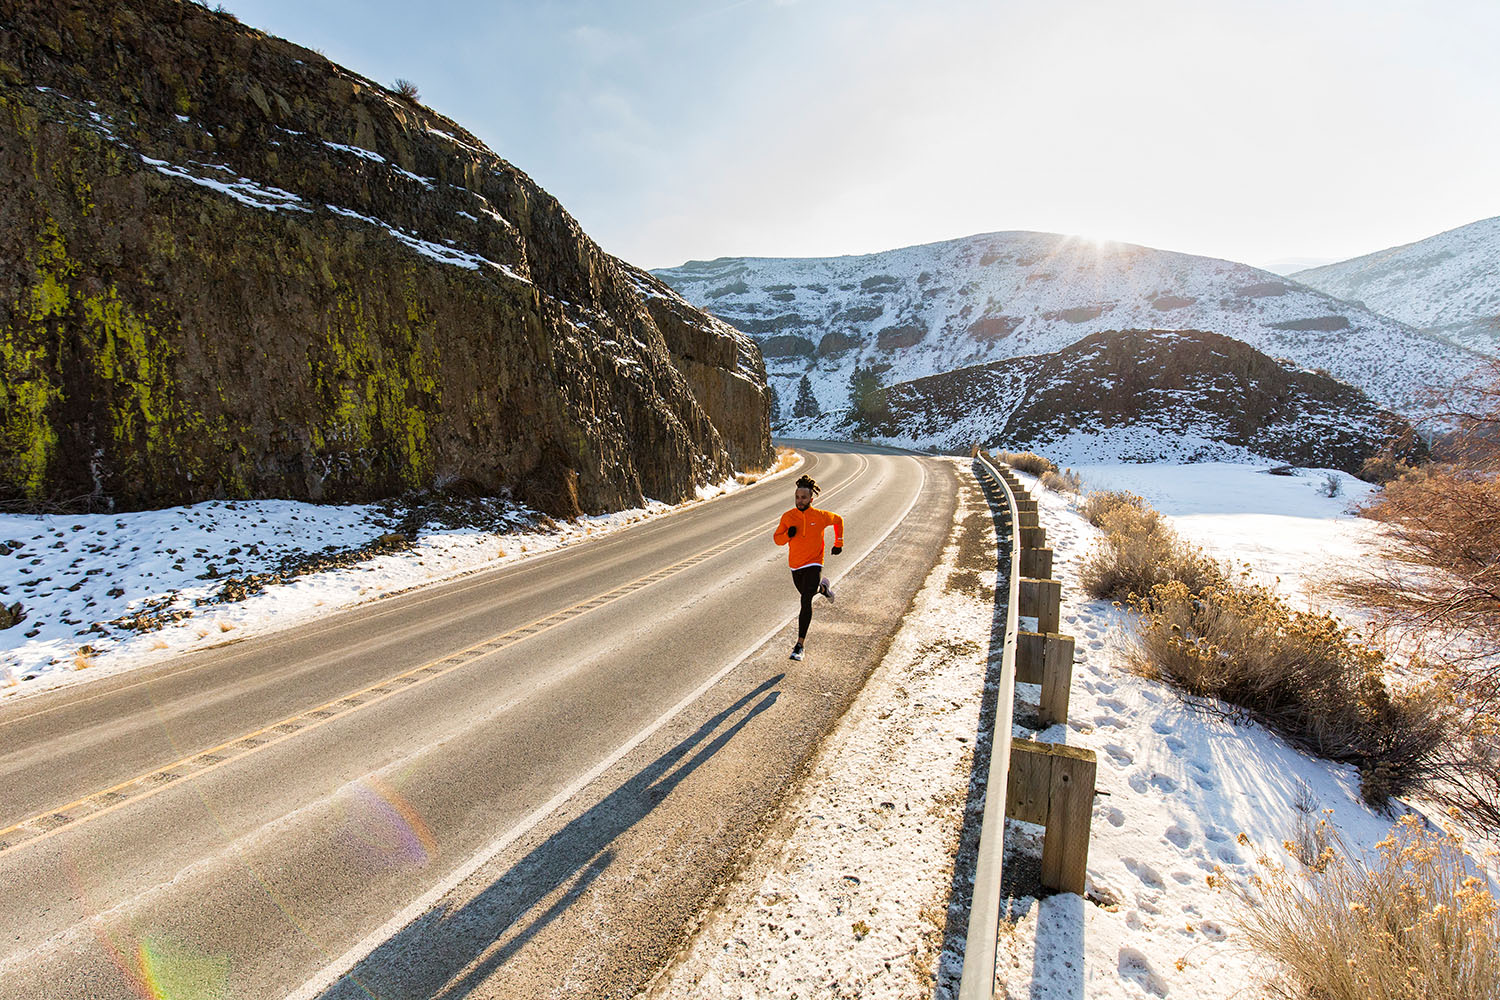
[1331,357,1500,826]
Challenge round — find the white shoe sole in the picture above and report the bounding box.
[819,578,835,603]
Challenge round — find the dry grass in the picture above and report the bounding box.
[994,450,1057,477]
[218,621,235,632]
[1079,489,1147,527]
[1130,579,1449,805]
[1040,468,1083,493]
[737,446,801,485]
[1080,498,1224,601]
[1220,814,1500,1000]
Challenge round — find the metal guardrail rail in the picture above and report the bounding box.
[957,450,1022,1000]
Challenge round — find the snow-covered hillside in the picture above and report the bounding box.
[1294,216,1500,354]
[653,232,1478,429]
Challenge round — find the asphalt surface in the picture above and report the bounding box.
[0,441,957,999]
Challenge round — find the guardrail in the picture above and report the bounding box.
[959,449,1096,1000]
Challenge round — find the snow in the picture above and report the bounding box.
[140,156,309,213]
[322,140,386,164]
[651,459,1499,999]
[324,204,528,279]
[0,473,769,701]
[1294,215,1500,354]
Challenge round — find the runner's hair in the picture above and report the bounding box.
[795,474,821,496]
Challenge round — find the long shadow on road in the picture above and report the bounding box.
[320,673,785,1000]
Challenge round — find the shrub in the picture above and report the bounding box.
[1080,502,1223,601]
[1359,452,1417,485]
[1079,489,1146,528]
[1040,468,1083,493]
[393,78,421,101]
[1318,473,1343,498]
[1129,579,1448,805]
[994,451,1056,477]
[1222,815,1500,1000]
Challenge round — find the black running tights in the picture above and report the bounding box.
[792,565,821,640]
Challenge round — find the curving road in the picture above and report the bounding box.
[0,441,956,1000]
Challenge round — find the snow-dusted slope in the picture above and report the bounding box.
[1293,216,1500,354]
[654,232,1478,428]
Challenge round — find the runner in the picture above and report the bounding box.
[773,474,844,661]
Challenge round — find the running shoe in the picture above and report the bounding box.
[818,577,835,603]
[789,643,805,661]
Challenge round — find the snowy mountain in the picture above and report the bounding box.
[653,232,1479,433]
[1293,216,1500,354]
[866,329,1423,471]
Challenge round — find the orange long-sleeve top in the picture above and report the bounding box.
[773,506,844,569]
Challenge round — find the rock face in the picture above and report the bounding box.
[654,232,1481,432]
[870,330,1425,472]
[0,0,771,514]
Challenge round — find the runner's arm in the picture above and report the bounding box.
[773,512,794,546]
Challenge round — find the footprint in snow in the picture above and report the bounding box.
[1151,719,1174,735]
[1098,697,1129,713]
[1122,856,1166,890]
[1214,843,1245,865]
[1164,824,1193,849]
[1103,744,1134,767]
[1150,773,1180,793]
[1118,947,1170,997]
[1104,806,1126,827]
[1199,920,1227,941]
[1165,736,1188,752]
[1171,871,1197,885]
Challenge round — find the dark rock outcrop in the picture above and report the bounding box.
[0,0,771,514]
[878,329,1425,472]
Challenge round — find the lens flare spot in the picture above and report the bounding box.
[340,776,438,868]
[136,937,229,1000]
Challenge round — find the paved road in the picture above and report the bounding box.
[0,441,957,999]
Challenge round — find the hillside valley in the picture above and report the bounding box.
[654,232,1476,460]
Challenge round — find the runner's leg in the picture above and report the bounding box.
[792,565,821,640]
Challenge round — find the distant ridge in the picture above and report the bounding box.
[655,231,1478,439]
[1293,216,1500,354]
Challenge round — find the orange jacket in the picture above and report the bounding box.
[774,506,844,569]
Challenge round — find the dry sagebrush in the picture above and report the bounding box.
[994,450,1057,477]
[1130,579,1449,806]
[1080,498,1224,601]
[1219,814,1499,1000]
[1039,468,1083,493]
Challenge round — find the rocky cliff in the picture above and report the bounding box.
[0,0,772,515]
[869,329,1425,472]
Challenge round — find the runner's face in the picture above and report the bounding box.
[794,488,812,511]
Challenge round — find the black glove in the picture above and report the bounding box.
[786,525,797,538]
[831,545,842,555]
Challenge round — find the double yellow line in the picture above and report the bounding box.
[0,455,870,858]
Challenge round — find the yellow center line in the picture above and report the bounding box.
[0,455,872,858]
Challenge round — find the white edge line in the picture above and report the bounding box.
[286,453,927,999]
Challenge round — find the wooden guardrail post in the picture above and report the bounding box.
[1019,577,1062,633]
[1016,631,1075,727]
[1006,739,1096,895]
[1019,546,1053,578]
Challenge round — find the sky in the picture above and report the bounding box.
[221,0,1500,272]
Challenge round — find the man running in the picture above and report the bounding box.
[774,474,844,661]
